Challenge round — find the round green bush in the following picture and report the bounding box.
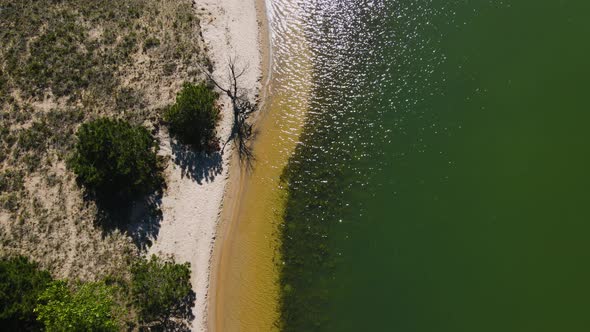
[164,82,220,151]
[70,118,159,199]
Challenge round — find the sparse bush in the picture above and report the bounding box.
[0,126,8,140]
[35,280,118,332]
[163,63,177,76]
[43,109,85,154]
[164,83,220,152]
[131,255,192,325]
[0,192,20,212]
[143,37,161,51]
[0,0,150,101]
[0,256,53,331]
[0,170,24,193]
[16,121,51,154]
[0,71,7,104]
[69,118,160,200]
[20,13,91,98]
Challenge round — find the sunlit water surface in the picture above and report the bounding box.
[278,0,590,331]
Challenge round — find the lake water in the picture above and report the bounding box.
[278,0,590,331]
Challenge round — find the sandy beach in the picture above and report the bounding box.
[147,0,263,331]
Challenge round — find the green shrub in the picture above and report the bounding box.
[69,118,160,200]
[35,280,118,332]
[0,256,53,331]
[131,255,192,324]
[164,83,220,151]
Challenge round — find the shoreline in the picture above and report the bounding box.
[147,0,265,331]
[209,0,314,328]
[208,0,271,330]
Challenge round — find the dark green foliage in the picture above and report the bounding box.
[69,118,160,200]
[164,83,220,151]
[0,256,53,331]
[131,255,192,324]
[35,280,118,332]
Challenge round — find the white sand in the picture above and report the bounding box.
[147,0,262,331]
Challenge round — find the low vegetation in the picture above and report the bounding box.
[0,0,206,106]
[1,255,193,331]
[131,255,193,328]
[0,256,53,331]
[0,1,212,330]
[164,82,220,152]
[69,118,161,201]
[0,0,207,285]
[35,280,119,332]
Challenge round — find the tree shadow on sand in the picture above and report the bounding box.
[93,188,164,251]
[170,139,223,184]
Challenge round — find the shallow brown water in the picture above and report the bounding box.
[213,0,313,330]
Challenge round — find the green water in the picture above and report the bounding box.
[278,0,590,331]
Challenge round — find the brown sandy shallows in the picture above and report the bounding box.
[210,0,315,330]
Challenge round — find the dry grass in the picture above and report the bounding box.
[0,0,208,283]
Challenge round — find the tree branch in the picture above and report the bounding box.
[198,56,257,167]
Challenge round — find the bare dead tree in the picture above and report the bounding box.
[201,56,257,167]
